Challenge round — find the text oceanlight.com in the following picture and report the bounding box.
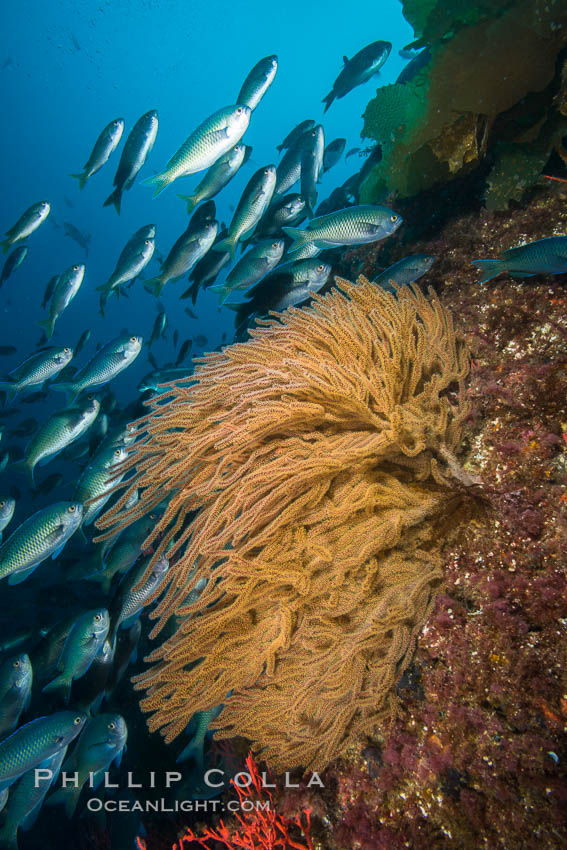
[86,798,273,813]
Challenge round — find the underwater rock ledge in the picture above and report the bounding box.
[289,181,567,850]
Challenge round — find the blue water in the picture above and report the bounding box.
[1,2,415,846]
[2,0,412,403]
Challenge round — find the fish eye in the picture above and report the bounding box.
[94,613,102,621]
[0,501,4,508]
[108,721,116,730]
[68,505,76,513]
[13,660,20,668]
[145,240,151,245]
[130,336,137,343]
[390,215,399,222]
[73,716,83,725]
[73,265,80,271]
[236,107,243,114]
[317,264,325,271]
[63,347,71,353]
[114,449,121,457]
[272,242,278,248]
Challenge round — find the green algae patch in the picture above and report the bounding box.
[361,0,567,205]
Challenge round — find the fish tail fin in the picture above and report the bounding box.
[282,225,309,252]
[0,240,11,255]
[276,143,284,153]
[47,785,81,818]
[143,276,165,298]
[176,736,204,767]
[0,820,18,850]
[100,574,113,595]
[142,172,174,198]
[42,674,72,704]
[177,193,198,214]
[230,302,250,329]
[51,382,78,404]
[69,171,87,190]
[471,259,503,283]
[11,459,35,487]
[37,317,55,339]
[180,280,199,303]
[213,236,237,260]
[97,287,110,317]
[0,382,18,403]
[322,91,335,112]
[209,283,230,303]
[103,187,122,215]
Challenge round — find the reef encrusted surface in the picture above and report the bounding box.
[270,182,567,849]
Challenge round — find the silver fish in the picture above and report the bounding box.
[43,609,110,703]
[109,556,169,642]
[183,227,231,303]
[233,259,332,327]
[138,367,194,394]
[322,40,392,111]
[212,238,284,302]
[323,138,346,172]
[301,124,325,216]
[0,347,73,401]
[38,264,85,339]
[237,55,278,110]
[177,143,248,214]
[276,120,314,154]
[144,105,250,196]
[0,653,32,738]
[70,118,124,190]
[74,330,91,358]
[0,712,86,793]
[0,747,66,846]
[373,254,435,290]
[48,714,127,817]
[148,310,167,348]
[0,503,83,585]
[283,204,402,251]
[254,193,306,239]
[472,235,567,283]
[62,222,91,255]
[144,221,218,297]
[0,246,28,288]
[283,240,321,261]
[74,445,128,527]
[16,397,100,485]
[89,511,162,594]
[1,202,50,253]
[53,335,142,401]
[273,145,303,197]
[97,235,154,314]
[0,497,15,543]
[104,110,158,214]
[214,165,276,258]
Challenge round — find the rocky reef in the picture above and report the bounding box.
[154,183,567,850]
[265,180,566,850]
